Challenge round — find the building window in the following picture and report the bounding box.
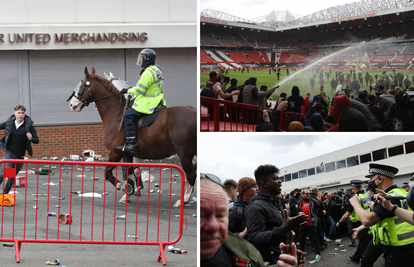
[280,175,285,182]
[388,145,404,157]
[337,160,346,169]
[373,148,387,161]
[292,173,299,180]
[285,174,292,182]
[308,168,315,176]
[325,162,335,172]
[360,153,372,164]
[347,156,359,167]
[316,165,325,174]
[299,169,307,178]
[405,140,414,154]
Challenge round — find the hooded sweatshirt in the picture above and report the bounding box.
[326,95,352,132]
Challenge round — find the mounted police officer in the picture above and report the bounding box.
[120,49,165,154]
[350,163,414,267]
[336,179,370,263]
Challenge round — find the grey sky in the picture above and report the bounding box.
[199,134,384,183]
[200,0,361,20]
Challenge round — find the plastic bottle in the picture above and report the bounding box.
[116,215,126,220]
[72,191,82,194]
[47,212,57,216]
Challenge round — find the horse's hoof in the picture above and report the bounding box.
[133,188,141,196]
[119,194,130,203]
[116,182,123,190]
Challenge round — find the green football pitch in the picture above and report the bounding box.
[200,68,414,100]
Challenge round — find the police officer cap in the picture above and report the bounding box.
[365,163,399,179]
[403,182,409,188]
[350,179,364,186]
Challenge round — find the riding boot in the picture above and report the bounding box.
[124,137,137,154]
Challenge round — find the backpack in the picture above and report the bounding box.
[200,82,217,108]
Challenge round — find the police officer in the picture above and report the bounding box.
[410,172,414,182]
[403,182,410,192]
[350,163,414,267]
[120,49,165,154]
[336,180,370,263]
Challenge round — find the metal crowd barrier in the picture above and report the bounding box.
[0,159,186,265]
[200,97,270,132]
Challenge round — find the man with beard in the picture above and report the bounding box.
[245,164,308,265]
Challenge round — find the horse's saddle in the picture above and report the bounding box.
[121,96,166,132]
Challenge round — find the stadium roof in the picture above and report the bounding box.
[200,0,414,30]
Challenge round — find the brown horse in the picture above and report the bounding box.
[67,67,197,203]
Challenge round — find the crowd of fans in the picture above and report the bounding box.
[201,164,414,266]
[202,68,414,132]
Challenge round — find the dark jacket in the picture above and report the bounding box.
[310,193,325,218]
[297,198,319,226]
[245,192,287,265]
[288,194,301,217]
[0,115,39,157]
[228,196,249,236]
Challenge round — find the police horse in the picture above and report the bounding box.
[67,67,196,204]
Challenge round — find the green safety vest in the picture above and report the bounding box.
[374,188,414,246]
[128,65,165,114]
[350,191,370,223]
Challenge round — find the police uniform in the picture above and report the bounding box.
[120,49,165,154]
[346,179,371,263]
[360,164,414,267]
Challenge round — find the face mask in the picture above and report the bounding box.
[367,180,378,193]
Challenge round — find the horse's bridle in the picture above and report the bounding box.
[66,80,93,106]
[67,79,123,107]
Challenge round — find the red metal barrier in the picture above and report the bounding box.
[0,159,186,265]
[200,97,272,132]
[279,111,307,131]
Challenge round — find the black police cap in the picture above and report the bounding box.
[365,163,398,179]
[350,179,364,186]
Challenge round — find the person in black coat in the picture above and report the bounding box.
[245,164,308,265]
[0,104,39,194]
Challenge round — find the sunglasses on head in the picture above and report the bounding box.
[201,173,224,188]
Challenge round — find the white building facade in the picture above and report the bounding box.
[281,136,414,194]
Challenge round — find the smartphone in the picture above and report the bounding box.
[284,230,296,254]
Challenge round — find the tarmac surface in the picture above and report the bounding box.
[299,235,385,267]
[0,156,197,267]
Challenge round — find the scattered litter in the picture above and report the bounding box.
[72,191,82,195]
[78,192,102,198]
[154,183,160,187]
[157,190,162,193]
[55,205,60,208]
[85,157,94,162]
[185,204,191,207]
[188,201,195,204]
[42,182,59,186]
[76,175,85,178]
[59,214,73,224]
[193,214,197,217]
[19,170,34,174]
[141,171,155,182]
[335,239,342,245]
[32,194,47,197]
[9,191,18,195]
[171,174,179,178]
[3,243,14,247]
[332,253,338,255]
[169,181,177,184]
[175,215,180,218]
[52,196,65,200]
[15,176,26,187]
[70,155,79,160]
[173,200,181,207]
[192,197,197,202]
[309,260,316,264]
[102,192,109,195]
[168,245,187,254]
[149,189,154,193]
[47,212,57,216]
[33,205,38,209]
[167,155,177,160]
[45,259,60,265]
[91,177,99,180]
[127,235,139,238]
[115,215,126,220]
[334,248,338,251]
[50,157,58,160]
[341,249,346,252]
[339,244,344,247]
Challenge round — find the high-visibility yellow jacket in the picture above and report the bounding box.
[127,64,165,114]
[374,188,414,246]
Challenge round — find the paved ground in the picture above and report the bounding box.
[300,235,385,267]
[0,156,197,267]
